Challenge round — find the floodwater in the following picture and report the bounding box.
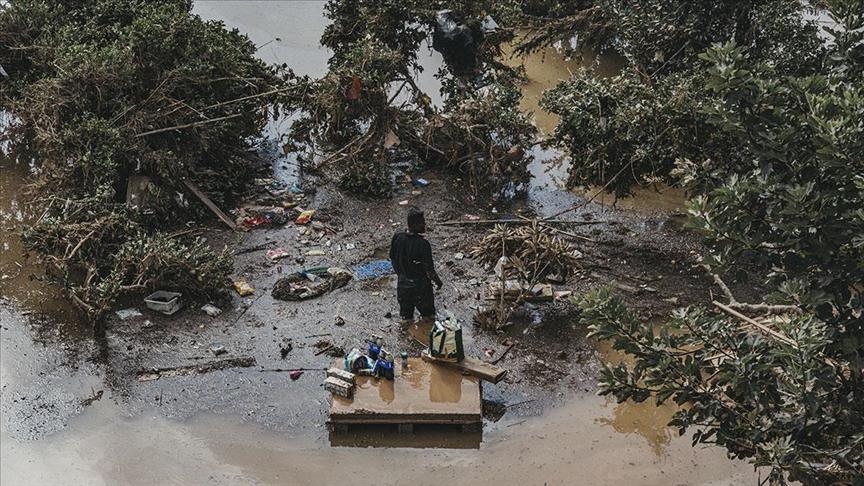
[0,2,753,485]
[0,152,82,322]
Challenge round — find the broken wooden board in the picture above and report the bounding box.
[183,179,238,231]
[329,358,481,429]
[421,352,507,384]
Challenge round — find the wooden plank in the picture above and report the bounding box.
[183,179,238,231]
[421,352,507,384]
[329,358,482,425]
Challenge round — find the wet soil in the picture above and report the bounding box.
[1,2,759,484]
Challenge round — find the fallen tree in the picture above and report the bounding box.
[0,0,292,320]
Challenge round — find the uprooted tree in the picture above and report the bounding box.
[282,0,537,198]
[565,1,863,483]
[0,0,293,320]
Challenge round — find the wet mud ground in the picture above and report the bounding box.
[1,157,757,484]
[1,1,759,484]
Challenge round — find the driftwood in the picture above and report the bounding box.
[137,356,256,381]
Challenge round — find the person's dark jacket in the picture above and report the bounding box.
[389,231,442,289]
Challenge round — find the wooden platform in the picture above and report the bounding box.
[328,358,481,432]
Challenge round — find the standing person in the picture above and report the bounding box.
[389,207,443,323]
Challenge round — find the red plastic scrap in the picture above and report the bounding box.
[242,215,270,229]
[289,370,303,380]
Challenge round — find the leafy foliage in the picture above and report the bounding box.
[1,0,288,319]
[542,70,731,196]
[537,0,823,194]
[580,288,862,485]
[576,2,864,483]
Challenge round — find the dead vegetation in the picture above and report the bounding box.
[471,221,582,329]
[470,222,582,282]
[0,0,292,320]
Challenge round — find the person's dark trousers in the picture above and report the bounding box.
[397,284,435,320]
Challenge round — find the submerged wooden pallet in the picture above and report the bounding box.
[328,358,481,433]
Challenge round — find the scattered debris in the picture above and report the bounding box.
[289,370,303,380]
[279,338,294,359]
[209,343,227,356]
[234,241,277,255]
[454,252,465,260]
[201,304,222,317]
[233,279,255,296]
[80,388,104,407]
[334,315,346,326]
[324,376,354,398]
[266,247,291,261]
[295,209,316,225]
[352,259,394,280]
[115,308,143,320]
[137,357,256,381]
[272,267,353,301]
[144,291,183,315]
[413,178,430,187]
[305,249,325,256]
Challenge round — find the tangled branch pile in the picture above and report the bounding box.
[470,222,581,283]
[283,0,537,197]
[0,0,291,320]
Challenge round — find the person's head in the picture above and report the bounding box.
[407,206,426,234]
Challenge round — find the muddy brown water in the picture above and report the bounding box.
[1,2,753,484]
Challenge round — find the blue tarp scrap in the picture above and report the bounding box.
[353,259,394,280]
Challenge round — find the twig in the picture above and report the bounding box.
[713,301,796,347]
[489,343,515,365]
[506,398,536,409]
[544,159,636,220]
[233,241,276,255]
[701,264,736,303]
[436,219,603,226]
[702,263,801,314]
[314,344,335,356]
[232,291,266,326]
[199,86,296,111]
[516,215,595,243]
[134,113,242,138]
